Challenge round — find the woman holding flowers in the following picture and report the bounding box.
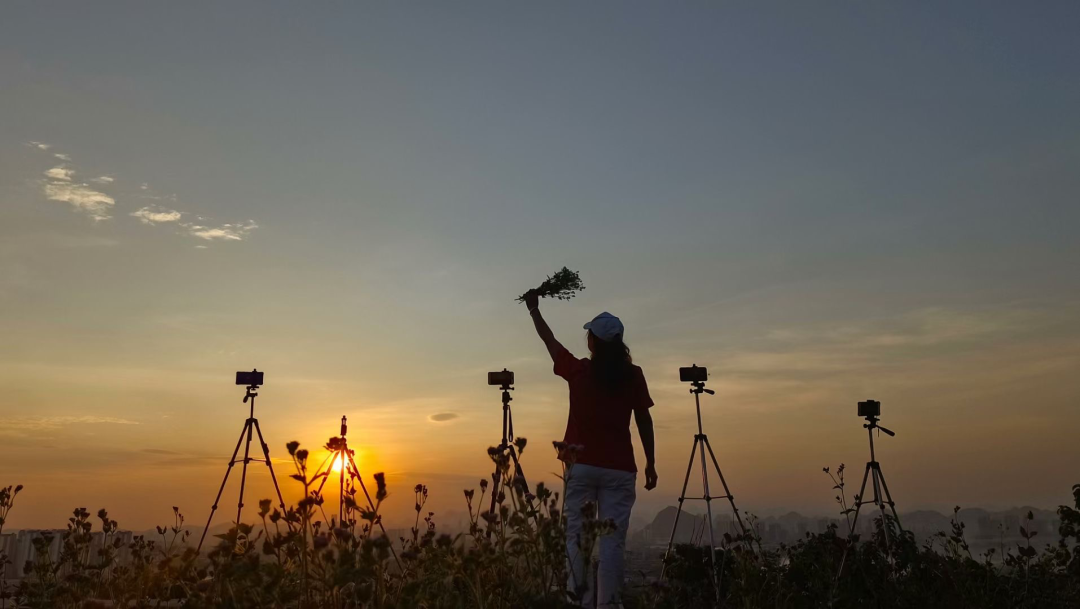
[523,289,657,609]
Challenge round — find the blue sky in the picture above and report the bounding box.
[1,2,1078,529]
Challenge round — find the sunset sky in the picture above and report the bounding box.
[2,2,1078,532]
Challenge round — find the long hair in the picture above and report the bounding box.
[588,330,634,389]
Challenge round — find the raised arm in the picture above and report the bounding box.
[634,405,658,490]
[523,290,563,362]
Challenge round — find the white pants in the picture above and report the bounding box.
[564,463,636,608]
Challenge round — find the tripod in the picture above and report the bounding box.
[848,414,902,545]
[198,376,290,552]
[312,415,401,568]
[313,416,359,524]
[487,373,529,519]
[835,410,903,581]
[662,371,747,601]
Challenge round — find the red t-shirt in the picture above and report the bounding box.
[554,346,653,473]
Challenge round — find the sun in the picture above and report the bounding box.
[331,453,346,473]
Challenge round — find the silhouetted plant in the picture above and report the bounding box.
[517,266,586,302]
[0,484,22,608]
[4,462,1080,607]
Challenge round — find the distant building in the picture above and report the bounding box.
[0,529,135,580]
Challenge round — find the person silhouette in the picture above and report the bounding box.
[523,289,657,609]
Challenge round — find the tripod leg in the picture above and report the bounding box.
[314,450,336,499]
[871,465,893,550]
[836,461,877,581]
[339,454,346,523]
[505,447,542,529]
[487,458,502,518]
[197,422,249,552]
[345,452,378,511]
[877,467,902,531]
[312,449,342,525]
[235,419,256,527]
[507,447,531,500]
[701,436,748,536]
[252,419,291,527]
[344,451,402,569]
[849,462,873,536]
[697,436,721,605]
[661,436,700,579]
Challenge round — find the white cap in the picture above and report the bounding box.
[584,312,624,342]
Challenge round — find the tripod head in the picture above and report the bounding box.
[689,380,715,396]
[863,415,895,437]
[341,415,348,438]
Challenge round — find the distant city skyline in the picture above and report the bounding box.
[2,1,1079,531]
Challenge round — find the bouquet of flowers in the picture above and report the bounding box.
[517,267,585,302]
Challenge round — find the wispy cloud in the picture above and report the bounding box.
[0,415,139,436]
[428,412,460,423]
[33,147,116,220]
[131,206,182,224]
[43,182,116,221]
[141,448,179,455]
[760,307,1036,351]
[655,304,1080,414]
[184,220,258,241]
[27,140,258,242]
[44,166,74,181]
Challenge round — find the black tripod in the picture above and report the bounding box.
[487,371,529,519]
[312,415,401,567]
[312,416,362,523]
[197,374,290,552]
[662,368,747,600]
[836,406,903,580]
[848,414,902,544]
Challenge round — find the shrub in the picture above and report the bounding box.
[3,454,1079,608]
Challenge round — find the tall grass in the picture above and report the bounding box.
[2,448,1079,608]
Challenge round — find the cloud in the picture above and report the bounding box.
[761,307,1035,351]
[44,166,74,181]
[131,206,182,224]
[185,220,258,241]
[662,303,1080,414]
[43,182,116,221]
[137,447,220,466]
[35,150,117,221]
[428,412,460,423]
[41,233,119,248]
[25,143,260,242]
[0,415,139,436]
